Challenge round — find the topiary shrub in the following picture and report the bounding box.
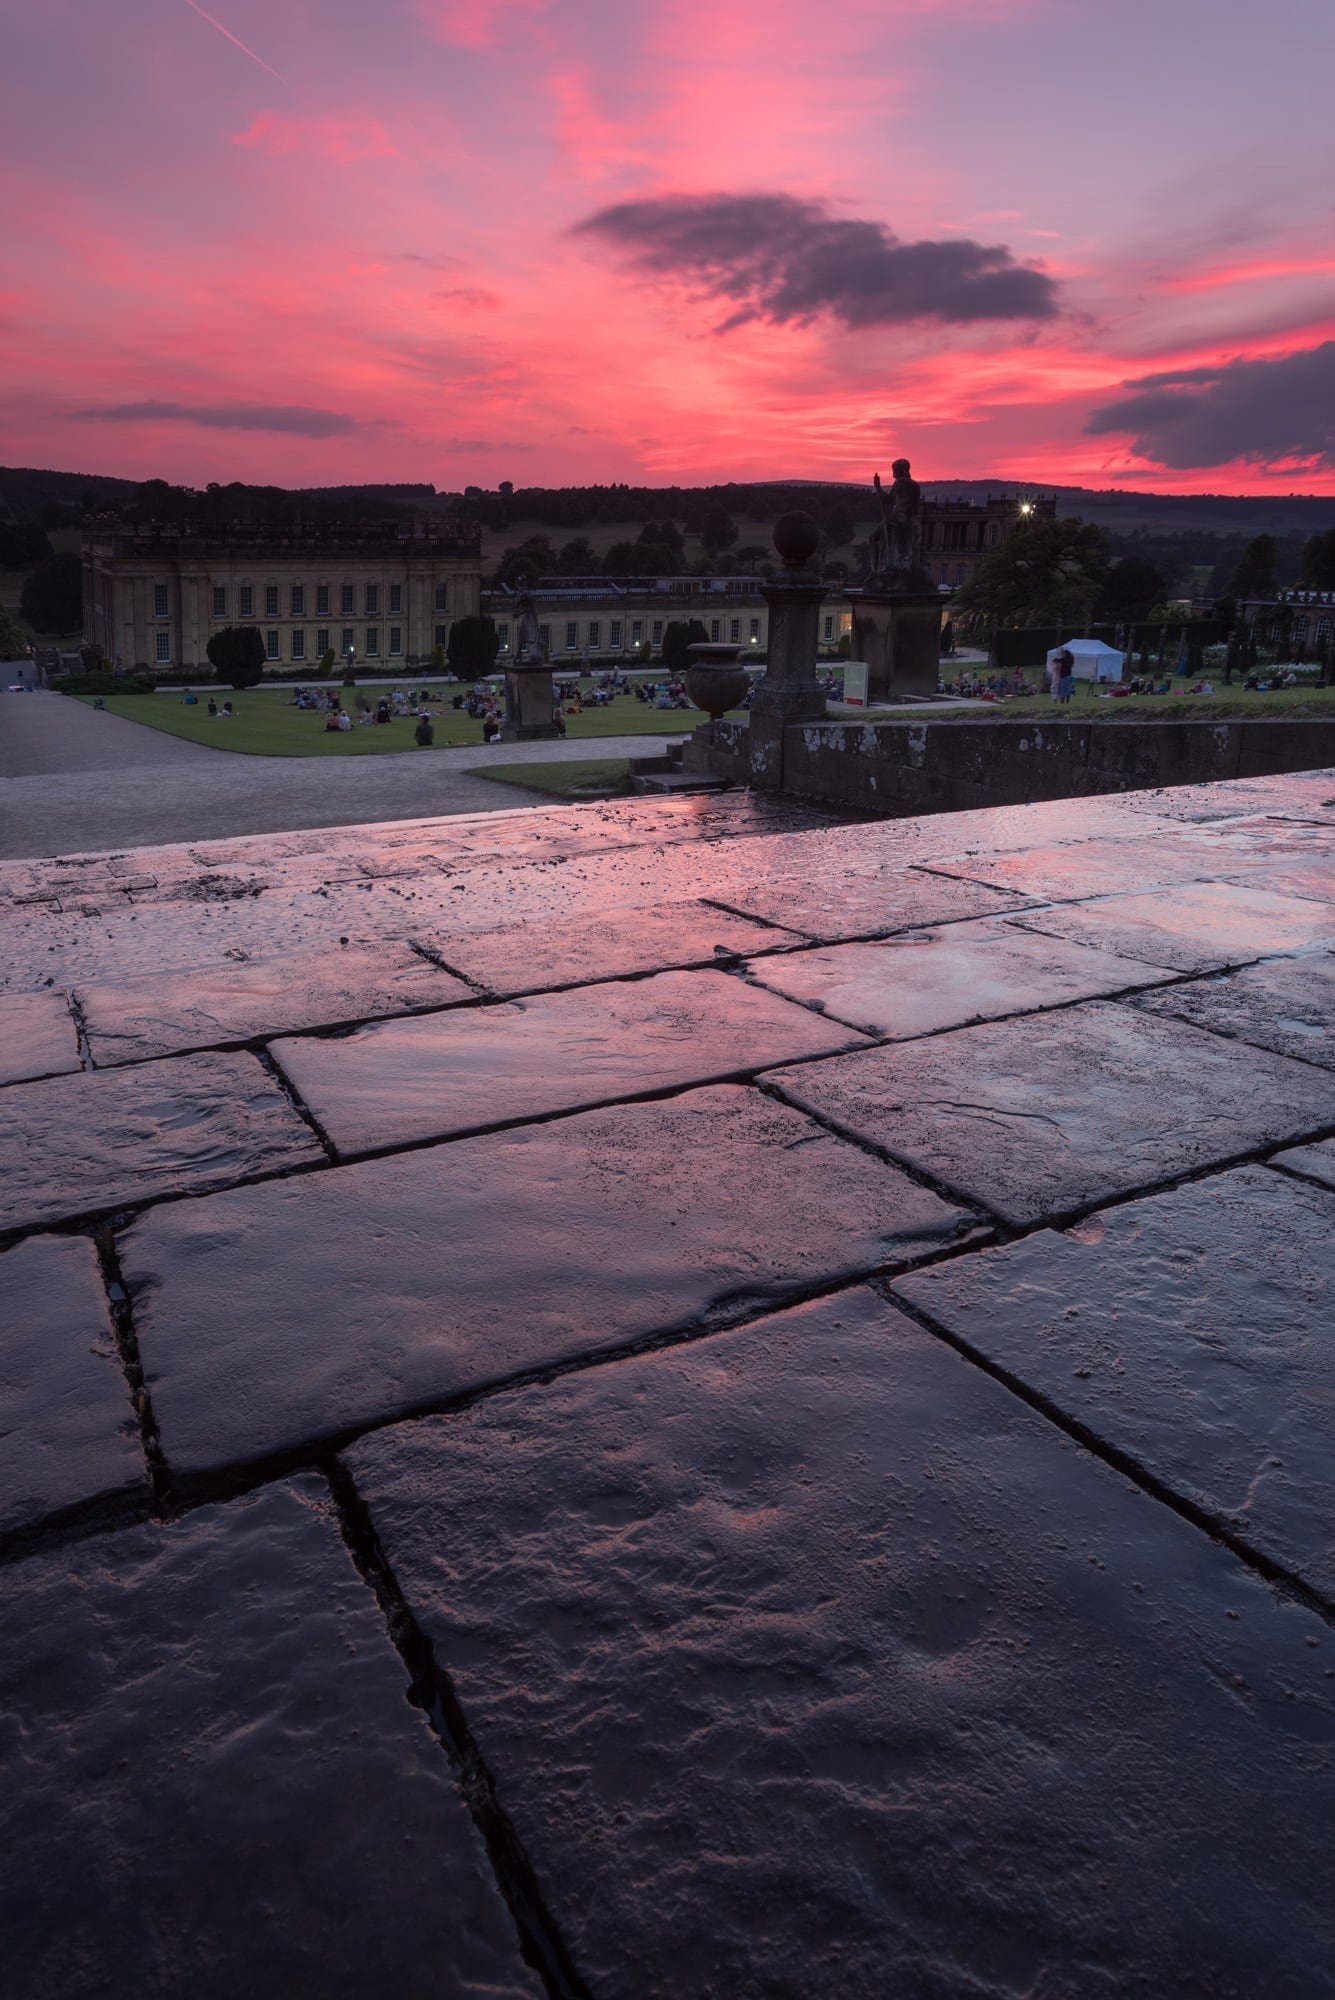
[205,625,267,688]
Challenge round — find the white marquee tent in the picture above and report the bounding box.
[1046,639,1124,685]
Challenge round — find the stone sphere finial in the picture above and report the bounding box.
[773,510,821,569]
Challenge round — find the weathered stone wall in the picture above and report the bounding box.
[687,716,1335,815]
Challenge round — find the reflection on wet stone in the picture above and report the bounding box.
[0,990,81,1086]
[1006,879,1335,972]
[120,1085,971,1477]
[349,1290,1335,1999]
[1131,948,1335,1065]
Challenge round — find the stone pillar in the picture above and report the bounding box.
[500,662,558,741]
[848,588,943,702]
[749,512,828,791]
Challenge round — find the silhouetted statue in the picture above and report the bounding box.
[515,592,544,663]
[868,460,924,582]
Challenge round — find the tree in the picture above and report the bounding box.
[699,507,738,558]
[315,648,336,679]
[20,551,83,633]
[447,614,500,678]
[0,519,52,567]
[1097,557,1166,625]
[660,618,708,670]
[822,501,857,551]
[557,537,598,575]
[1299,527,1335,591]
[0,608,29,658]
[1228,534,1279,600]
[733,544,769,574]
[206,626,266,687]
[956,517,1108,628]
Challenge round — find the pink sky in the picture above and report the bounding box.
[2,0,1333,493]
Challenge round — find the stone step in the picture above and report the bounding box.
[632,770,727,795]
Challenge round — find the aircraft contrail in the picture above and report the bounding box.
[182,0,285,82]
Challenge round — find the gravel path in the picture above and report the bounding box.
[0,693,686,857]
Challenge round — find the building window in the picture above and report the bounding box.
[266,630,279,660]
[749,618,760,641]
[709,618,721,641]
[497,623,510,648]
[366,585,378,616]
[155,631,171,663]
[265,585,280,617]
[565,622,578,650]
[316,584,330,617]
[291,630,306,660]
[389,626,402,656]
[153,583,169,618]
[212,586,226,618]
[341,584,355,616]
[631,620,642,644]
[610,621,622,648]
[365,627,379,657]
[729,618,740,643]
[1292,617,1309,644]
[588,621,601,648]
[434,624,449,648]
[389,583,402,614]
[239,586,253,618]
[652,619,663,644]
[341,628,354,655]
[823,615,834,640]
[434,583,448,611]
[316,629,330,656]
[539,624,551,653]
[291,585,305,617]
[1318,619,1332,644]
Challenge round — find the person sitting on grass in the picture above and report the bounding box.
[207,697,218,717]
[221,699,234,717]
[482,715,501,743]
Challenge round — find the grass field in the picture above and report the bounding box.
[937,678,1335,723]
[73,681,711,755]
[471,757,634,799]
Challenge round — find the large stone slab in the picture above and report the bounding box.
[745,918,1171,1037]
[1132,949,1335,1068]
[121,1085,971,1477]
[76,942,472,1066]
[273,969,868,1157]
[771,1000,1335,1225]
[896,1166,1335,1600]
[348,1290,1335,1999]
[0,1052,322,1234]
[709,864,1024,940]
[0,1477,539,2000]
[1271,1137,1335,1189]
[0,989,80,1085]
[0,1233,143,1535]
[431,900,799,996]
[919,830,1217,901]
[1007,879,1335,972]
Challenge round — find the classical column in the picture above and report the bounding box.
[748,513,828,790]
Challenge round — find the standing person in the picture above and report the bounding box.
[1052,647,1075,704]
[414,714,434,747]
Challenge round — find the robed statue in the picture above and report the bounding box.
[867,459,929,587]
[515,592,544,663]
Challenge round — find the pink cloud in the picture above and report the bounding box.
[232,111,400,161]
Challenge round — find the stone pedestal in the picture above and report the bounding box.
[747,524,829,791]
[850,590,943,702]
[500,661,558,742]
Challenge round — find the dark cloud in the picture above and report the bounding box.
[71,401,365,437]
[1085,342,1335,468]
[573,192,1059,330]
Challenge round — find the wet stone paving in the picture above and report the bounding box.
[1,774,1333,1999]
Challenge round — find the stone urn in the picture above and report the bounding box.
[685,642,750,720]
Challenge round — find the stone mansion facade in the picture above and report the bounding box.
[81,519,483,673]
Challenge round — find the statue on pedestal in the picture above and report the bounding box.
[867,459,929,589]
[515,592,544,664]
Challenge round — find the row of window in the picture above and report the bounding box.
[524,615,767,653]
[150,582,451,620]
[153,624,454,665]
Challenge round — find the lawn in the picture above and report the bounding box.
[937,679,1335,723]
[73,680,712,755]
[471,757,634,799]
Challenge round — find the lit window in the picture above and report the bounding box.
[239,586,253,618]
[389,583,402,614]
[155,631,171,662]
[823,616,834,640]
[153,583,169,618]
[434,624,448,648]
[749,618,760,640]
[434,583,448,611]
[610,621,622,648]
[389,626,402,656]
[212,586,226,618]
[365,585,378,616]
[265,585,279,618]
[316,584,330,616]
[365,627,379,657]
[266,630,279,660]
[316,629,330,655]
[341,585,355,616]
[566,622,578,650]
[291,631,306,660]
[291,585,305,617]
[497,623,510,648]
[631,620,642,644]
[729,618,740,642]
[588,621,601,648]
